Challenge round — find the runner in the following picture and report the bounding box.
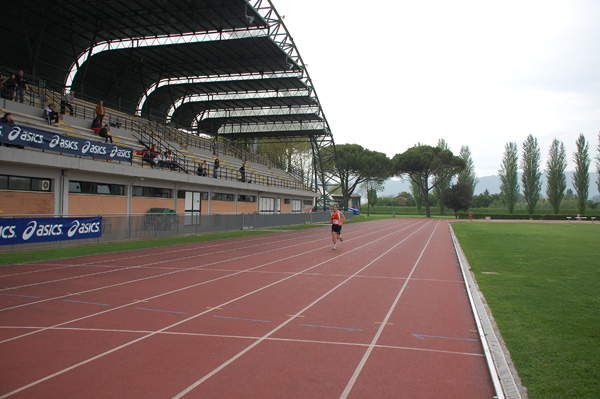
[330,204,345,250]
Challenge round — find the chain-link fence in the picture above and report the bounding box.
[0,211,352,252]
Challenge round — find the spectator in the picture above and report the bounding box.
[167,151,178,170]
[91,116,102,133]
[98,124,113,143]
[142,150,155,168]
[203,160,209,176]
[61,91,74,117]
[5,74,16,101]
[0,74,5,98]
[155,150,165,168]
[196,162,205,176]
[15,70,28,104]
[1,112,15,125]
[45,104,59,124]
[95,100,105,125]
[212,137,217,155]
[239,162,246,182]
[213,157,220,178]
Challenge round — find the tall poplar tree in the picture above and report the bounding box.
[499,142,519,214]
[521,134,542,216]
[545,138,567,214]
[596,132,600,195]
[572,134,590,214]
[457,145,478,198]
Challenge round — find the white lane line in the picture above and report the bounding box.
[171,220,431,399]
[0,325,485,357]
[0,220,417,344]
[0,218,401,313]
[339,220,440,399]
[0,220,423,398]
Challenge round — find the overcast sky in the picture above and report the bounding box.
[273,0,600,177]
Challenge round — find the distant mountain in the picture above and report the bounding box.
[382,172,599,198]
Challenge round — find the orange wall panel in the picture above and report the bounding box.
[69,194,128,215]
[237,202,258,214]
[0,191,54,215]
[132,197,175,214]
[210,201,235,214]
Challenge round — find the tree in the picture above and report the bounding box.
[572,134,590,214]
[596,132,600,195]
[545,138,567,214]
[499,142,520,214]
[410,179,424,214]
[443,183,473,218]
[360,179,384,216]
[334,144,391,210]
[457,145,478,198]
[521,134,542,216]
[433,139,452,215]
[393,144,465,217]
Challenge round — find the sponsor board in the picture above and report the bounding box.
[0,217,102,245]
[0,122,132,163]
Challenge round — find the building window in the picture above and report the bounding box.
[292,199,302,212]
[284,198,291,204]
[0,175,52,192]
[132,186,171,198]
[69,181,124,195]
[303,199,314,206]
[238,195,256,203]
[211,192,234,201]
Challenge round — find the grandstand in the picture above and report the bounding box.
[0,0,339,220]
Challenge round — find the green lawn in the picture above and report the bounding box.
[452,222,600,399]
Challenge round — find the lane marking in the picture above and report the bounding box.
[412,333,479,342]
[67,293,81,296]
[375,322,393,325]
[300,324,362,332]
[287,314,304,318]
[135,308,186,315]
[0,220,419,398]
[340,220,440,399]
[171,220,428,399]
[206,307,223,310]
[133,300,149,303]
[63,300,110,307]
[0,293,41,299]
[213,315,270,323]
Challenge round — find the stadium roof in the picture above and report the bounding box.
[0,0,331,140]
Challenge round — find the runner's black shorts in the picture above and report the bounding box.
[332,224,342,234]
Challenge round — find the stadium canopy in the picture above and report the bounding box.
[0,0,338,207]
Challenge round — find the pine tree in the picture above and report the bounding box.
[572,134,590,214]
[521,134,542,216]
[545,138,567,214]
[433,139,451,214]
[499,142,520,214]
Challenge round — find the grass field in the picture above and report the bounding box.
[452,222,600,399]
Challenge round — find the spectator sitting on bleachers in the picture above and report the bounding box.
[44,104,59,125]
[98,124,113,143]
[196,162,205,176]
[61,91,74,117]
[155,150,165,168]
[1,112,15,125]
[91,116,102,133]
[0,75,5,98]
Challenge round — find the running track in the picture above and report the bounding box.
[0,218,498,398]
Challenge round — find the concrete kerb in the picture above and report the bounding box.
[448,223,527,399]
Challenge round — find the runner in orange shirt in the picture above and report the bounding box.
[330,203,346,250]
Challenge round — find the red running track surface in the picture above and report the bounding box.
[0,218,497,398]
